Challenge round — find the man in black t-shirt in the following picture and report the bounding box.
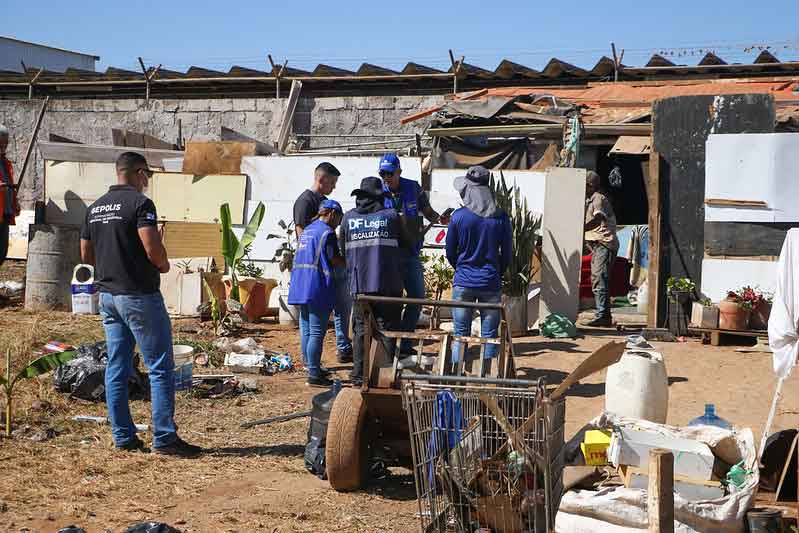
[80,152,200,457]
[292,162,354,363]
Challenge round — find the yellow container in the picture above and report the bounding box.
[581,429,612,465]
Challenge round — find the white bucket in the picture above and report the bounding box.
[605,350,669,424]
[71,264,99,314]
[278,287,300,326]
[173,345,194,391]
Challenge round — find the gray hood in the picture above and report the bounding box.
[453,165,498,218]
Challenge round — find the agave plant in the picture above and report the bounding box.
[220,202,266,301]
[489,171,542,297]
[2,349,77,436]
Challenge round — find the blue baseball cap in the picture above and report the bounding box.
[320,199,343,214]
[378,153,401,173]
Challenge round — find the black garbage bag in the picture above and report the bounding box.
[57,527,86,533]
[124,523,180,533]
[53,342,149,402]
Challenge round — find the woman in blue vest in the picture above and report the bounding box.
[288,199,344,387]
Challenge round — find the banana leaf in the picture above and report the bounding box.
[236,202,265,264]
[1,350,78,386]
[220,203,239,271]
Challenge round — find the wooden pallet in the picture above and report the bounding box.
[689,327,768,347]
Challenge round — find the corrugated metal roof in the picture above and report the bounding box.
[0,52,797,98]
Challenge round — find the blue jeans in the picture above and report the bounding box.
[99,292,176,448]
[451,286,502,362]
[333,266,352,354]
[399,254,426,352]
[590,243,617,319]
[299,304,331,378]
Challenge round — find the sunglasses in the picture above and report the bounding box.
[138,168,155,178]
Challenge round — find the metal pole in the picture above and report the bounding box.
[15,96,49,192]
[355,294,505,311]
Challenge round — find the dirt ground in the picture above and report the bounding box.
[0,259,796,532]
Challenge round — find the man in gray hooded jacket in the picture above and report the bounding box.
[445,166,513,365]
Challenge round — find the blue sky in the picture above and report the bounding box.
[6,1,798,73]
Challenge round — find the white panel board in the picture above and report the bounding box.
[430,169,547,215]
[7,210,35,259]
[539,168,586,322]
[700,258,777,302]
[44,161,117,226]
[240,155,421,262]
[705,133,799,223]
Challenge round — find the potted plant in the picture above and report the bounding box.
[691,297,719,329]
[421,253,454,330]
[719,287,754,331]
[267,220,300,325]
[219,201,268,320]
[742,286,773,331]
[490,172,542,336]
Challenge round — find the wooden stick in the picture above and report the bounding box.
[760,377,784,464]
[648,449,674,533]
[15,96,49,192]
[704,198,768,208]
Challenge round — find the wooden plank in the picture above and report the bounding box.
[539,167,586,322]
[647,148,662,328]
[276,80,302,154]
[648,449,675,533]
[704,222,796,257]
[44,161,117,226]
[704,198,768,208]
[550,341,625,400]
[181,141,259,176]
[38,141,183,168]
[399,88,488,125]
[149,172,247,224]
[161,221,223,270]
[111,128,126,147]
[221,126,275,155]
[437,334,451,376]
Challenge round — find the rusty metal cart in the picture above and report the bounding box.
[402,375,566,532]
[325,295,520,492]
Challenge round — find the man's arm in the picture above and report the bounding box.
[445,216,458,268]
[139,226,170,273]
[80,239,95,266]
[584,213,604,232]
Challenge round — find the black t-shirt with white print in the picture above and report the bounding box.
[80,185,161,295]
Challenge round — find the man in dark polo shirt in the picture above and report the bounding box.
[80,152,200,457]
[292,162,354,363]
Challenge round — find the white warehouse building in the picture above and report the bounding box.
[0,35,99,73]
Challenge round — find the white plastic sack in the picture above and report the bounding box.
[556,414,758,533]
[769,228,799,378]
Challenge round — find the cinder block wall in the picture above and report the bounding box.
[0,95,444,207]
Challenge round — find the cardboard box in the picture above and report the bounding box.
[620,465,724,501]
[608,428,715,481]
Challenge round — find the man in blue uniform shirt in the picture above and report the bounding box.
[378,153,449,354]
[340,176,409,386]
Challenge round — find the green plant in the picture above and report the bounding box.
[176,259,194,274]
[420,253,455,329]
[489,171,542,297]
[236,243,264,278]
[2,349,77,436]
[727,285,771,311]
[699,297,713,307]
[267,220,297,272]
[667,277,696,294]
[220,202,266,301]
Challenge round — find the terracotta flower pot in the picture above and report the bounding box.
[749,301,772,331]
[718,298,750,331]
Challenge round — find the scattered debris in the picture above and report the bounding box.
[10,425,58,442]
[53,342,149,402]
[123,522,181,533]
[73,415,149,432]
[56,527,85,533]
[541,313,577,338]
[43,341,74,353]
[0,280,24,297]
[29,399,53,412]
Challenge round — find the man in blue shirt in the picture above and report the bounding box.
[378,153,449,354]
[445,166,512,369]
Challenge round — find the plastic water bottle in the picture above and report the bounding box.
[688,404,732,430]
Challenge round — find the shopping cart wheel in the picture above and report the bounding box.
[326,387,368,491]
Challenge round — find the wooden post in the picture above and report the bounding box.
[138,57,162,102]
[648,449,674,533]
[611,43,619,82]
[15,96,49,192]
[647,145,662,328]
